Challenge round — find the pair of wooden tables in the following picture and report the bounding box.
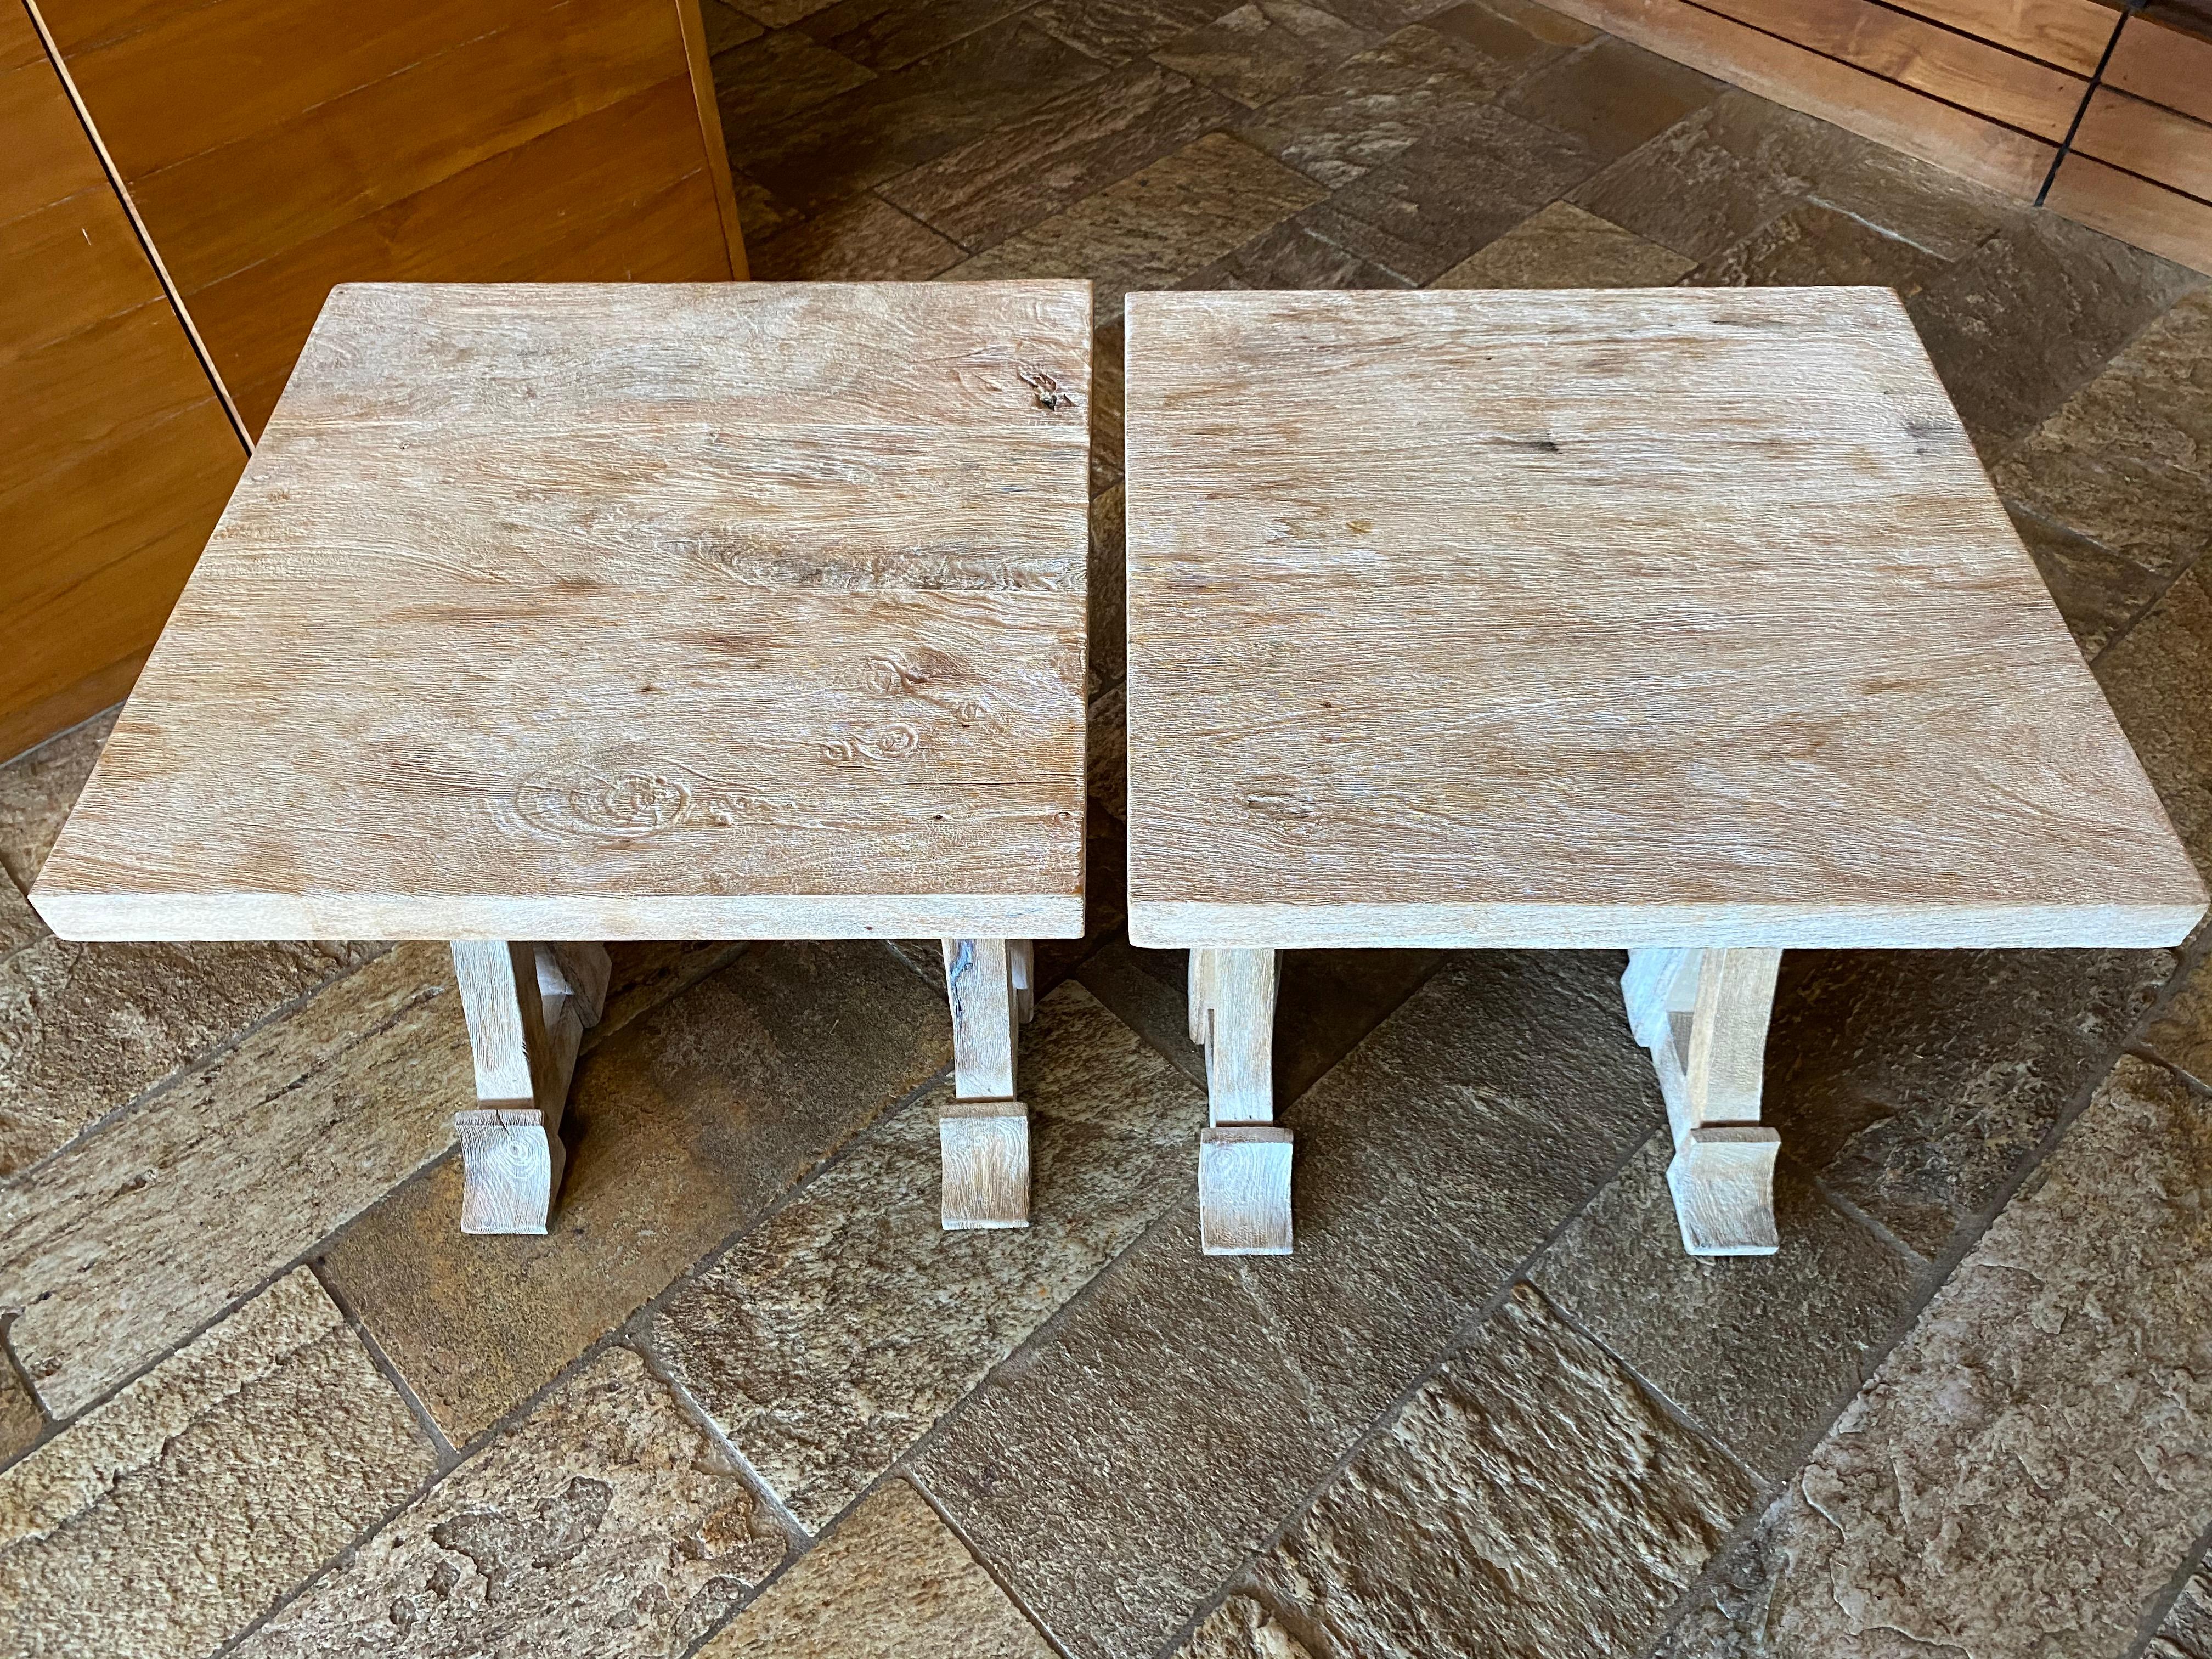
[33,283,2203,1260]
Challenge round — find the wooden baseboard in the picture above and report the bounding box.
[0,651,142,767]
[2046,154,2212,275]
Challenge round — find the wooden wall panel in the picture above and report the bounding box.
[1880,0,2115,75]
[38,0,743,438]
[1696,0,2085,138]
[2104,7,2212,125]
[2047,153,2212,273]
[2074,86,2212,204]
[0,0,246,761]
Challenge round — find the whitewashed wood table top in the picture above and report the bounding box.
[33,282,1093,941]
[1122,287,2205,952]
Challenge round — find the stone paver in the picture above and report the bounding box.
[2148,951,2212,1093]
[0,708,115,893]
[1908,212,2204,456]
[0,1268,435,1659]
[702,1479,1051,1658]
[946,132,1327,309]
[0,935,383,1176]
[750,194,964,280]
[1496,32,1719,162]
[1,944,463,1420]
[916,950,1661,1659]
[2098,563,2212,866]
[2157,1565,2212,1659]
[1245,1285,1756,1659]
[319,941,949,1444]
[235,1345,783,1659]
[1571,89,1831,262]
[0,1368,38,1465]
[1533,1130,1920,1479]
[882,60,1235,251]
[1994,289,2212,583]
[1074,937,1443,1105]
[653,981,1200,1532]
[1686,199,1952,295]
[1763,945,2173,1260]
[1239,18,1561,187]
[1429,197,1691,286]
[1153,1,1375,110]
[1660,1056,2212,1658]
[2005,497,2168,657]
[1180,1596,1316,1659]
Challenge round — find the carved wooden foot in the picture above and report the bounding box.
[450,941,610,1235]
[1190,946,1290,1255]
[940,938,1030,1229]
[1622,946,1782,1256]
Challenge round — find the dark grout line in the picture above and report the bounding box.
[2034,1,2142,210]
[311,1257,459,1468]
[2124,1514,2212,1659]
[909,1465,1083,1659]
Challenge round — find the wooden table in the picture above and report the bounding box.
[31,280,1093,1237]
[1122,287,2206,1259]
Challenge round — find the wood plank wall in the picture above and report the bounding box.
[0,1,247,760]
[1545,0,2212,274]
[4,0,743,759]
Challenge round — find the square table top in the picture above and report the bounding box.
[1122,287,2205,952]
[33,281,1093,941]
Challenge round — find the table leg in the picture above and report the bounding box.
[449,941,610,1235]
[939,938,1029,1229]
[1622,947,1782,1256]
[1192,946,1291,1256]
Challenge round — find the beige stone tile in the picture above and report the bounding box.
[944,133,1326,312]
[2097,563,2212,869]
[1533,1130,1920,1478]
[0,944,462,1421]
[0,1367,40,1466]
[2006,497,2165,658]
[1685,198,1951,295]
[1499,33,1720,162]
[1240,21,1550,187]
[234,1345,783,1659]
[916,951,1664,1659]
[1993,289,2212,580]
[592,940,752,1048]
[654,981,1199,1531]
[750,193,964,280]
[0,936,384,1176]
[1430,199,1692,286]
[1571,89,1832,262]
[1178,1595,1315,1658]
[704,1479,1050,1657]
[321,941,950,1446]
[0,707,115,893]
[1248,1284,1755,1656]
[0,877,40,966]
[1766,945,2174,1260]
[2157,1565,2212,1659]
[2147,949,2212,1091]
[1909,211,2203,456]
[1153,1,1374,109]
[882,60,1234,251]
[0,1268,436,1659]
[1089,481,1126,692]
[1661,1056,2212,1658]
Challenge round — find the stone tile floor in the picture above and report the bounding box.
[4,0,2212,1652]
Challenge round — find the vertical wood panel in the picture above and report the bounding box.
[0,0,245,760]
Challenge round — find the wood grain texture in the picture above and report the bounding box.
[1542,0,2055,197]
[2047,153,2212,276]
[2072,88,2212,206]
[1193,947,1277,1124]
[1695,0,2086,140]
[37,0,741,438]
[0,0,245,759]
[2107,8,2212,126]
[1122,289,2205,951]
[940,1099,1031,1229]
[1880,0,2117,75]
[32,282,1092,940]
[945,938,1022,1097]
[1198,1126,1293,1255]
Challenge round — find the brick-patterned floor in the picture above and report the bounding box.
[4,2,2211,1655]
